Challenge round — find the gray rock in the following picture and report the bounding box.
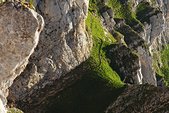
[114,21,157,86]
[106,84,169,113]
[104,44,142,84]
[8,0,92,111]
[0,1,44,113]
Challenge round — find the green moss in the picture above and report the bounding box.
[160,45,169,86]
[44,12,125,112]
[107,0,122,18]
[136,1,160,24]
[150,0,157,6]
[7,108,23,113]
[153,45,169,86]
[152,52,164,77]
[89,0,138,25]
[45,73,125,113]
[107,0,144,33]
[85,12,124,88]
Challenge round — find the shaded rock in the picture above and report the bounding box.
[136,1,164,45]
[158,0,169,44]
[156,75,165,87]
[106,84,169,113]
[100,6,116,32]
[136,1,169,86]
[114,22,145,49]
[114,21,156,85]
[104,44,142,84]
[137,47,156,85]
[0,1,44,112]
[26,61,125,113]
[8,0,92,111]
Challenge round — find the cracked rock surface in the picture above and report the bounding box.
[8,0,92,112]
[0,1,44,113]
[106,84,169,113]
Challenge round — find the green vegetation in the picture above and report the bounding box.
[86,0,148,88]
[136,1,153,23]
[160,45,169,86]
[44,15,125,111]
[136,1,160,24]
[0,0,35,9]
[45,73,125,113]
[150,0,157,6]
[85,12,123,88]
[7,108,23,113]
[107,0,143,28]
[152,52,164,77]
[107,0,134,20]
[89,0,137,23]
[45,11,125,113]
[153,45,169,86]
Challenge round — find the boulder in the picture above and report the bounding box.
[104,44,143,84]
[8,0,92,111]
[0,1,44,113]
[106,84,169,113]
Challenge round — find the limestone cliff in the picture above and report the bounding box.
[106,84,169,113]
[0,1,44,113]
[1,0,169,113]
[8,0,92,112]
[97,0,169,86]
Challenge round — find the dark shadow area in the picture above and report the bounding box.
[44,74,125,113]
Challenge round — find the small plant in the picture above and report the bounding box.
[7,108,23,113]
[0,0,35,10]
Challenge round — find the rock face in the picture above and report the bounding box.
[0,98,6,113]
[4,0,169,112]
[105,44,143,84]
[98,0,157,86]
[103,0,169,86]
[0,1,44,112]
[106,84,169,113]
[8,0,92,111]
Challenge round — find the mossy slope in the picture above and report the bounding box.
[159,45,169,86]
[85,12,123,88]
[7,108,23,113]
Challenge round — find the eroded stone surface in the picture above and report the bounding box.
[0,1,44,112]
[8,0,92,111]
[106,84,169,113]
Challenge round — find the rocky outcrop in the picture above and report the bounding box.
[106,84,169,113]
[135,1,167,86]
[112,19,157,85]
[104,44,143,84]
[8,0,92,111]
[4,0,169,112]
[0,1,44,112]
[0,95,6,113]
[158,0,169,44]
[97,0,157,85]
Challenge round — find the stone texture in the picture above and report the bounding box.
[106,84,169,113]
[104,44,143,84]
[8,0,92,111]
[6,0,169,112]
[114,20,157,85]
[0,1,44,112]
[135,1,167,85]
[94,0,157,85]
[0,99,6,113]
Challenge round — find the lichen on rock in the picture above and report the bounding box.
[106,84,169,113]
[8,0,92,112]
[2,0,169,112]
[0,1,44,112]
